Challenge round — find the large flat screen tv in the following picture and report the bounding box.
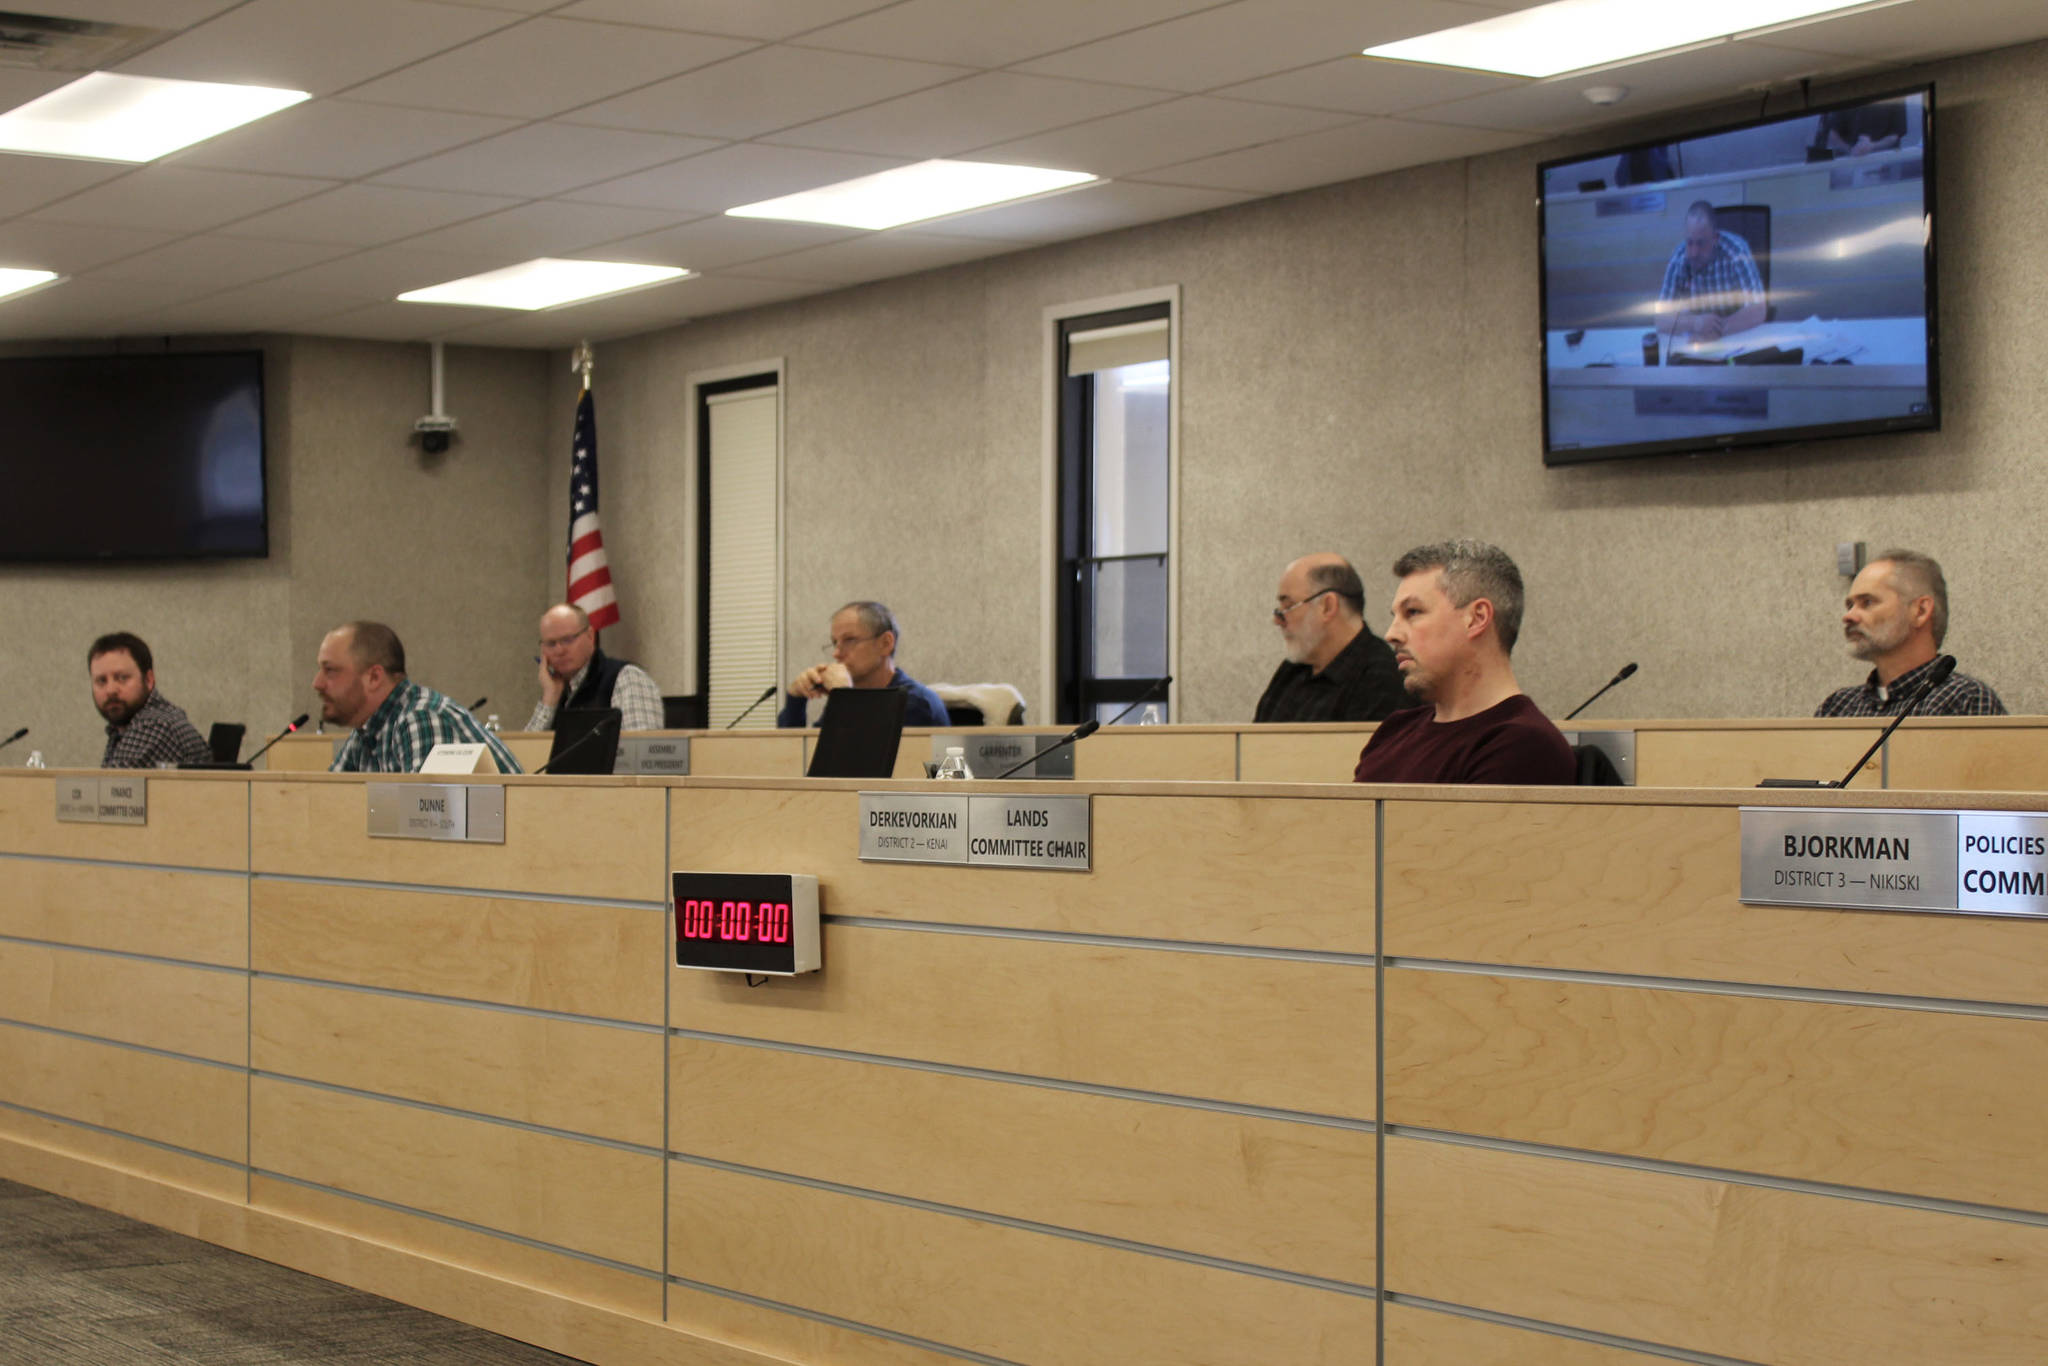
[1539,86,1936,465]
[0,350,267,559]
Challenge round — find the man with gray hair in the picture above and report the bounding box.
[1818,550,2006,716]
[1255,553,1403,723]
[779,600,949,728]
[1657,200,1766,343]
[1352,540,1574,785]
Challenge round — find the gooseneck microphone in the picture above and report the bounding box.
[535,713,620,775]
[1759,655,1957,789]
[242,714,312,769]
[468,696,488,713]
[725,684,778,729]
[1563,662,1639,722]
[0,726,26,752]
[991,676,1172,780]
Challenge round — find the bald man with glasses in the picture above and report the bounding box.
[778,600,950,728]
[1254,553,1404,724]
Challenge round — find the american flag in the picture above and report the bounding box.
[566,387,619,630]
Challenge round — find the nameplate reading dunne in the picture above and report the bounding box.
[366,783,507,843]
[859,793,1091,871]
[1740,807,2048,917]
[930,734,1074,780]
[97,777,148,825]
[617,737,691,775]
[54,776,101,823]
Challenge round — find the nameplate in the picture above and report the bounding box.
[617,736,691,775]
[859,792,1091,871]
[421,742,498,775]
[1740,807,2048,917]
[930,733,1074,780]
[97,776,148,825]
[55,776,101,823]
[367,783,507,843]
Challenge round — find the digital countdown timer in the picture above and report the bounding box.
[671,871,821,975]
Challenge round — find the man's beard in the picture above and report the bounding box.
[97,695,140,725]
[1846,620,1907,661]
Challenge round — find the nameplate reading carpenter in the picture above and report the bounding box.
[54,776,101,823]
[618,737,691,775]
[97,777,148,825]
[366,783,507,844]
[1741,807,2048,918]
[931,734,1074,780]
[859,792,1092,870]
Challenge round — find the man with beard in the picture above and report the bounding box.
[1254,554,1402,723]
[89,632,211,768]
[1817,551,2006,716]
[318,621,522,773]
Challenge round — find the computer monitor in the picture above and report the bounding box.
[806,688,908,779]
[543,708,623,775]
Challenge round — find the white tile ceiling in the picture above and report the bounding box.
[0,0,2036,347]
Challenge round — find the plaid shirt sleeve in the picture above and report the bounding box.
[101,693,213,768]
[331,682,524,773]
[527,663,665,732]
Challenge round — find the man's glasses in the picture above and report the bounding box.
[539,630,588,651]
[1271,589,1333,623]
[826,634,879,653]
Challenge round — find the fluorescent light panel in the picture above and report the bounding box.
[727,159,1097,230]
[0,72,308,162]
[398,259,689,311]
[0,268,58,303]
[1363,0,1885,78]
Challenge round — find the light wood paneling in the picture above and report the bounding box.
[0,773,247,867]
[1635,726,1880,788]
[1385,1137,2048,1366]
[505,735,551,771]
[1385,969,2048,1212]
[250,1078,662,1270]
[261,734,337,771]
[667,1160,1377,1366]
[1383,1304,1675,1365]
[1073,728,1236,780]
[250,1176,662,1320]
[0,859,246,966]
[1382,799,2048,1004]
[251,881,664,1024]
[250,780,664,902]
[253,979,662,1147]
[688,733,805,777]
[1237,728,1372,783]
[669,788,1375,950]
[0,942,245,1064]
[1888,725,2048,792]
[667,1037,1375,1284]
[0,1107,246,1203]
[665,1283,969,1366]
[671,924,1374,1117]
[0,1023,243,1160]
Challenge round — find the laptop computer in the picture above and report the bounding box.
[542,707,624,775]
[806,687,909,778]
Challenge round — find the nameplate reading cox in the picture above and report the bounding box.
[366,783,507,844]
[1740,807,2048,917]
[859,793,1090,871]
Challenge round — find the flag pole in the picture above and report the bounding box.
[571,338,594,392]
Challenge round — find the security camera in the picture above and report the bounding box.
[413,414,457,454]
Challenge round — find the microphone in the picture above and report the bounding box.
[468,696,487,713]
[990,676,1171,780]
[0,726,26,752]
[241,714,312,769]
[725,684,778,729]
[1760,655,1956,789]
[1563,662,1638,721]
[535,713,620,775]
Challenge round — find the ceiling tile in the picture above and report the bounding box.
[794,0,1224,68]
[1739,0,2048,62]
[344,17,756,119]
[761,71,1174,159]
[738,229,1025,284]
[400,201,698,256]
[117,284,374,334]
[430,0,559,10]
[24,167,336,234]
[0,153,133,219]
[565,45,972,140]
[0,68,74,115]
[28,1,242,25]
[1131,116,1534,195]
[0,276,204,340]
[552,0,896,42]
[114,0,523,96]
[263,244,520,298]
[567,143,905,213]
[167,101,521,179]
[303,298,509,340]
[927,179,1255,243]
[437,271,824,344]
[973,96,1358,178]
[219,184,523,246]
[370,123,721,198]
[90,234,354,289]
[1214,56,1521,116]
[0,221,180,274]
[576,215,859,270]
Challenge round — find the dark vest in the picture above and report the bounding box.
[557,647,634,729]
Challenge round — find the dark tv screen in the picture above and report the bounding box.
[0,350,267,560]
[1540,86,1937,465]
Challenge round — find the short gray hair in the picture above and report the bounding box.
[1875,549,1949,647]
[1304,558,1366,618]
[1393,540,1526,653]
[838,600,899,648]
[1686,199,1717,225]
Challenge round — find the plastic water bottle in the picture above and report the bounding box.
[1139,704,1164,725]
[934,746,972,780]
[24,749,45,769]
[484,714,502,735]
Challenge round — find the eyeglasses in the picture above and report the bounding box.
[825,634,879,653]
[539,630,588,651]
[1271,589,1334,623]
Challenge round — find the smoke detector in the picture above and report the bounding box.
[1582,85,1631,107]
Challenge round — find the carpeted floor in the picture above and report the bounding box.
[0,1177,589,1365]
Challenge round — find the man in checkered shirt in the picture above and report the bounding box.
[1657,201,1766,344]
[90,632,212,769]
[1816,551,2006,717]
[317,621,522,774]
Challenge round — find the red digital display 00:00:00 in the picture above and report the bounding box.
[677,899,792,944]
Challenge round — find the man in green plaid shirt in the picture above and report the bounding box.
[317,621,522,774]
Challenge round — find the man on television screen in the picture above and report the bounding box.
[1656,201,1766,343]
[1817,102,1907,157]
[1817,551,2006,717]
[89,631,211,769]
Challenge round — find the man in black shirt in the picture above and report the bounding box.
[1254,554,1403,724]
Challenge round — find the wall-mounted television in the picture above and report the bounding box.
[1539,86,1936,465]
[0,350,267,560]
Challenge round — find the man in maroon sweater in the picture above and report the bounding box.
[1353,540,1575,786]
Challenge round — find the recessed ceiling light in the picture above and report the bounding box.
[397,259,691,311]
[0,268,59,303]
[1362,0,1889,78]
[0,72,309,162]
[726,159,1099,230]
